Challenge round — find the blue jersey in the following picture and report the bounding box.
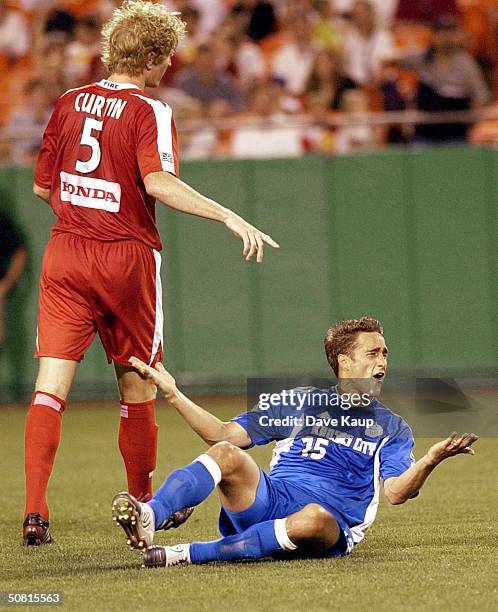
[232,386,416,544]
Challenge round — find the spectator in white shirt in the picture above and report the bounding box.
[231,81,305,158]
[272,17,317,95]
[341,0,396,87]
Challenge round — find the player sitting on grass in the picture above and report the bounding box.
[112,317,478,567]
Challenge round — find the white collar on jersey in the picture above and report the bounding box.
[97,79,141,91]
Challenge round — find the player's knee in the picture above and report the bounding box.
[35,381,71,401]
[207,441,244,476]
[35,377,70,401]
[35,358,78,400]
[293,504,336,540]
[117,369,157,403]
[302,503,334,533]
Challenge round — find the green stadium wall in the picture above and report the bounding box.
[0,146,497,400]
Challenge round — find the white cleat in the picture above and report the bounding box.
[142,544,191,568]
[111,492,155,549]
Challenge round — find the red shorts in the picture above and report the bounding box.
[36,232,163,366]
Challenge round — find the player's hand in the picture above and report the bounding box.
[426,432,479,466]
[224,211,279,263]
[129,357,177,400]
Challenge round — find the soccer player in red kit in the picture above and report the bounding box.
[24,0,279,545]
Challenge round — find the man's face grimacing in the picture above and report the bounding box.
[337,332,388,398]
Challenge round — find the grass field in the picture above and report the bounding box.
[1,399,497,611]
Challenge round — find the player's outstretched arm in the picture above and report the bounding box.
[33,183,51,204]
[129,357,252,448]
[383,432,479,505]
[144,171,279,263]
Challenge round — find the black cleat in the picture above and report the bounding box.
[142,545,167,568]
[142,544,191,568]
[23,513,52,546]
[160,507,194,531]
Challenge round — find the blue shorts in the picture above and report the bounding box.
[218,469,354,558]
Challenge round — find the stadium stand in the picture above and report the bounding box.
[0,0,496,160]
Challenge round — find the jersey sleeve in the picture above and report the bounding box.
[379,423,416,480]
[231,409,272,447]
[34,104,60,189]
[231,391,297,447]
[135,100,178,180]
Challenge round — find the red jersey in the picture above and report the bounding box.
[35,79,179,251]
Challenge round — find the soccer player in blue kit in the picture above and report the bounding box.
[112,317,479,567]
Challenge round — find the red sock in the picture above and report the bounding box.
[24,392,65,520]
[118,400,158,501]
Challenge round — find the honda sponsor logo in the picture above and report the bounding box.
[60,172,121,212]
[61,181,119,203]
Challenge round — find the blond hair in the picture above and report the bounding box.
[101,1,186,76]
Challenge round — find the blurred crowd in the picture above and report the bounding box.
[1,0,498,162]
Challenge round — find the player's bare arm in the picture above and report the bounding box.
[144,172,279,263]
[33,183,50,204]
[129,356,251,448]
[383,432,479,505]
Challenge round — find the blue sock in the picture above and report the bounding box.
[149,456,219,529]
[189,520,284,564]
